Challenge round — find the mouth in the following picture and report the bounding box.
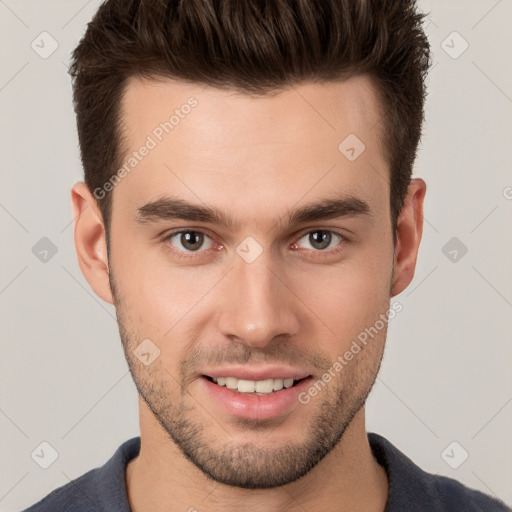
[202,375,311,395]
[200,373,315,420]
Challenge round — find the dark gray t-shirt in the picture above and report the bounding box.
[21,432,511,511]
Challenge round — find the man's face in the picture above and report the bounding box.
[109,76,395,488]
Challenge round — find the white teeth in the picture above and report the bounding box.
[225,377,238,390]
[273,379,284,391]
[255,379,274,393]
[210,376,300,394]
[283,378,294,388]
[237,379,255,393]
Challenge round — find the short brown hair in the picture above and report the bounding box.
[69,0,431,244]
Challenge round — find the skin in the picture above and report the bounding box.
[71,75,425,512]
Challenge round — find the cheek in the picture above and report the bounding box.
[296,253,392,342]
[113,251,226,351]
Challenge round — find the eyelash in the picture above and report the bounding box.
[162,229,346,260]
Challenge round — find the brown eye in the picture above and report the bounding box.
[166,230,214,254]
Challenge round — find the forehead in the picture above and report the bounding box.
[114,75,389,228]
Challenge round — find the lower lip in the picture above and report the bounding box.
[200,376,313,421]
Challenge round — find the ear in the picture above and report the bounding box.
[391,178,427,297]
[71,182,114,304]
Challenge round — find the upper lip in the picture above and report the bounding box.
[202,366,312,381]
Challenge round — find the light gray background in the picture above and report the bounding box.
[1,0,511,510]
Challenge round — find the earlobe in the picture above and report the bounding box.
[71,182,114,305]
[391,178,427,297]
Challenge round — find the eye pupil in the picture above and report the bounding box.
[181,231,203,251]
[310,231,331,250]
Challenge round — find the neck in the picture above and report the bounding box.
[126,401,388,512]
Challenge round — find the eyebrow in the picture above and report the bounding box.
[135,193,371,230]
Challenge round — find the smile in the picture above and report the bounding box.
[204,376,307,395]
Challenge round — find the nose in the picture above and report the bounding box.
[217,250,300,349]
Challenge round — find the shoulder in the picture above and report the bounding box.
[20,468,100,512]
[368,432,511,512]
[431,471,511,511]
[19,437,140,512]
